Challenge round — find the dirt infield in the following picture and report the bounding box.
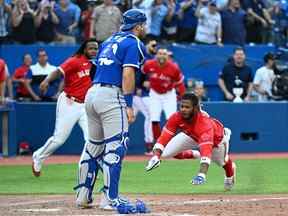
[1,194,288,216]
[1,154,288,215]
[1,152,288,166]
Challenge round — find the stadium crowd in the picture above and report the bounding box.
[0,0,287,45]
[0,0,287,103]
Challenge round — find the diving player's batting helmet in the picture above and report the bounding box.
[121,9,147,31]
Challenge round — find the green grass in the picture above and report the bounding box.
[0,158,287,195]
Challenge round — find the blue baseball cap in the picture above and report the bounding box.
[121,9,147,31]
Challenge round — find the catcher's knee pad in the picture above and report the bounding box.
[74,141,104,204]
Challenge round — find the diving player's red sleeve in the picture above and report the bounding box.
[198,128,214,164]
[153,113,179,152]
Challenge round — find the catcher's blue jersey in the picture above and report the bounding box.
[92,31,146,87]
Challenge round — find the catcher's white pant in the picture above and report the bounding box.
[33,92,88,163]
[149,88,177,122]
[162,128,232,166]
[133,95,153,143]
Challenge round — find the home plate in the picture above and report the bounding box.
[20,208,61,212]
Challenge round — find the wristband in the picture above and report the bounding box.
[124,94,133,108]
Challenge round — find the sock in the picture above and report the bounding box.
[174,150,200,159]
[152,122,161,141]
[223,158,234,177]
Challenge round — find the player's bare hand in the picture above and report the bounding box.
[126,107,135,124]
[39,79,49,95]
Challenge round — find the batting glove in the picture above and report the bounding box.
[191,173,206,185]
[145,155,160,171]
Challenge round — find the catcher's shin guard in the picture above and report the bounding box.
[103,133,128,201]
[75,141,104,207]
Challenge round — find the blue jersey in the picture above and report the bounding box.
[93,31,145,87]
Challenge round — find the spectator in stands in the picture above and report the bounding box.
[195,0,222,46]
[35,0,59,43]
[11,0,37,44]
[146,0,168,42]
[253,52,275,101]
[89,0,121,43]
[54,0,80,44]
[221,0,246,46]
[0,58,13,103]
[26,49,60,101]
[186,78,208,101]
[81,0,96,41]
[218,47,253,101]
[242,0,274,44]
[12,53,36,100]
[268,1,288,47]
[193,80,208,101]
[162,0,178,41]
[132,0,153,38]
[0,0,12,44]
[176,0,198,43]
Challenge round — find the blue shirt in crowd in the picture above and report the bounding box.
[221,8,246,45]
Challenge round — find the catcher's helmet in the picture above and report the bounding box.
[121,9,146,31]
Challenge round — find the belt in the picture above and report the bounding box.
[96,83,119,88]
[65,94,83,103]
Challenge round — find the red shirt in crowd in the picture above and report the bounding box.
[157,111,224,160]
[0,59,7,82]
[13,65,30,96]
[142,59,185,95]
[59,55,92,102]
[82,10,93,41]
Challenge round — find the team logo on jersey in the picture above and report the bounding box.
[77,69,90,78]
[98,57,114,66]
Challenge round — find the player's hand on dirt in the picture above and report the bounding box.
[191,173,206,185]
[146,155,160,171]
[126,107,135,124]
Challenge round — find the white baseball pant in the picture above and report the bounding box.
[33,91,88,163]
[149,88,177,122]
[133,95,153,143]
[162,128,232,166]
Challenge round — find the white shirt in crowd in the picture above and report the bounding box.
[253,66,275,101]
[30,62,57,76]
[195,7,221,44]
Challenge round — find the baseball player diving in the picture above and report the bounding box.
[74,9,150,214]
[32,39,98,177]
[146,93,236,191]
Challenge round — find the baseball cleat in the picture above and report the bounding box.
[32,162,41,177]
[224,162,236,191]
[32,155,42,177]
[76,201,93,209]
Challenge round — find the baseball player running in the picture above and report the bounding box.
[75,9,149,213]
[146,93,236,191]
[142,48,186,143]
[32,39,98,177]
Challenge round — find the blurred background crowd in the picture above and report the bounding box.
[0,0,287,46]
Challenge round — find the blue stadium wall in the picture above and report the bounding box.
[1,44,287,156]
